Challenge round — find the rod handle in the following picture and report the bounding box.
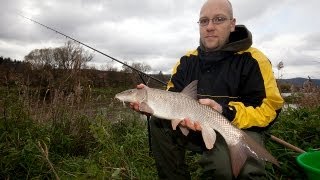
[270,135,306,153]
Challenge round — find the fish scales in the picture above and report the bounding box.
[147,88,241,144]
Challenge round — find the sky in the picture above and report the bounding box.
[1,0,320,79]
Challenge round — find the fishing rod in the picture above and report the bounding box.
[18,13,167,86]
[19,13,166,155]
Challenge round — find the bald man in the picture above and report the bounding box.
[131,0,283,179]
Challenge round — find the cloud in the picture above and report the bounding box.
[0,0,319,79]
[256,31,320,78]
[231,0,280,23]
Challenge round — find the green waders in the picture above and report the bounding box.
[150,116,268,180]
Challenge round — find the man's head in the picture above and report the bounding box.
[199,0,236,51]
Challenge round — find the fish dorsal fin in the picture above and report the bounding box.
[181,80,198,100]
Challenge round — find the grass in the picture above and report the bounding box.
[0,86,157,179]
[0,85,319,179]
[266,107,320,179]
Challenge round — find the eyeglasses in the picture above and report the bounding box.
[197,17,232,26]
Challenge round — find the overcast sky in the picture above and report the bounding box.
[1,0,320,79]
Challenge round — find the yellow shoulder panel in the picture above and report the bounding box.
[231,47,284,128]
[166,49,198,90]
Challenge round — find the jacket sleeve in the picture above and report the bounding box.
[228,48,284,129]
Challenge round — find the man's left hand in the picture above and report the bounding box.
[179,99,222,131]
[199,98,223,113]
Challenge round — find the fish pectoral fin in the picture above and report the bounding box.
[171,119,189,136]
[139,102,154,114]
[179,126,189,136]
[171,119,182,130]
[201,126,216,149]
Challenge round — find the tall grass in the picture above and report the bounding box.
[266,107,320,179]
[0,84,319,179]
[0,86,157,179]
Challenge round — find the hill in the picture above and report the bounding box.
[278,78,320,87]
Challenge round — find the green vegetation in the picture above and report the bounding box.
[1,84,319,179]
[2,41,319,179]
[0,86,157,179]
[266,107,320,179]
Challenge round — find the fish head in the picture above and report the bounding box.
[115,88,147,103]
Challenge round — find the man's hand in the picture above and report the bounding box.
[199,98,223,113]
[179,99,222,131]
[179,118,202,131]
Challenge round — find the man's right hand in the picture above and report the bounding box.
[179,118,202,131]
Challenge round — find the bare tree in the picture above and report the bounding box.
[277,61,284,79]
[54,41,93,70]
[24,40,94,94]
[121,62,151,73]
[24,41,93,71]
[25,48,55,69]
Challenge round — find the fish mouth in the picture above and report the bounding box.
[114,94,119,100]
[114,93,123,100]
[114,95,126,107]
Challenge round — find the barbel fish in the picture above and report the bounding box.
[115,80,279,177]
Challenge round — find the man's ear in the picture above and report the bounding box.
[230,18,236,32]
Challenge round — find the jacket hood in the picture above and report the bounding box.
[199,25,252,52]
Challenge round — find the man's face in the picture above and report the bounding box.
[199,0,236,51]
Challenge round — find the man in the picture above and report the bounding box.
[131,0,283,179]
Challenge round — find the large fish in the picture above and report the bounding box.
[115,80,279,177]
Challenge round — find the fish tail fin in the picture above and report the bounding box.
[228,132,279,177]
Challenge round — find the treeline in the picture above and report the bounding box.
[0,41,168,92]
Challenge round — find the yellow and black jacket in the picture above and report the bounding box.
[167,25,284,130]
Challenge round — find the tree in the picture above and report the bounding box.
[121,62,151,73]
[277,61,284,79]
[24,41,94,93]
[24,48,55,69]
[24,40,93,71]
[53,41,93,70]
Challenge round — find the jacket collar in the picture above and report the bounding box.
[198,25,252,71]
